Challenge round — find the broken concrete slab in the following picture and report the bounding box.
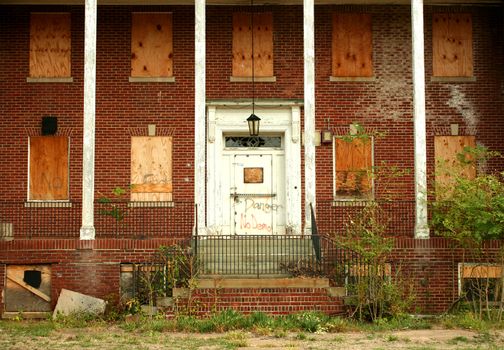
[53,289,107,318]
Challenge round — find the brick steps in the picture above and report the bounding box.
[169,277,346,316]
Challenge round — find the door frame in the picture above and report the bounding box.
[206,103,302,236]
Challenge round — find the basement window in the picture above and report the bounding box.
[130,12,174,82]
[231,12,274,81]
[331,13,373,81]
[333,136,373,200]
[27,13,73,82]
[459,263,502,304]
[432,13,473,80]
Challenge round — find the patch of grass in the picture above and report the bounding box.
[386,334,399,342]
[0,320,56,337]
[220,331,249,349]
[296,332,307,340]
[447,335,470,344]
[439,312,489,332]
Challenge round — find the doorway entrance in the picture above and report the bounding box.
[206,104,302,236]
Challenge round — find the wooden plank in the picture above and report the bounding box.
[232,12,273,77]
[29,136,69,200]
[131,136,172,202]
[332,13,372,77]
[349,263,391,277]
[131,12,173,77]
[432,13,473,77]
[463,265,502,279]
[131,183,173,193]
[434,136,476,197]
[5,265,52,312]
[335,138,372,197]
[30,13,71,78]
[7,274,51,302]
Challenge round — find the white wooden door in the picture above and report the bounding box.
[232,154,277,235]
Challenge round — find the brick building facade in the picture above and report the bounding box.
[0,0,503,315]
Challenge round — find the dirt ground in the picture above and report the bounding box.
[1,324,504,350]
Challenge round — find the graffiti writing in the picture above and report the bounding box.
[244,198,281,213]
[240,213,272,233]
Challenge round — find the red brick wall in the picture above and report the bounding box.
[1,237,501,314]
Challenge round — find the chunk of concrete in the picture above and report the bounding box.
[53,289,107,318]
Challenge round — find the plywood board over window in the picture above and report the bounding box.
[29,13,71,78]
[5,265,51,312]
[432,13,473,77]
[29,136,69,201]
[131,136,173,202]
[232,12,273,77]
[334,137,373,199]
[332,13,373,77]
[131,12,173,78]
[434,135,476,198]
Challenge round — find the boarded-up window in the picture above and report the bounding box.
[334,137,373,199]
[29,136,69,200]
[5,265,51,312]
[131,13,173,78]
[434,135,476,198]
[232,12,273,77]
[460,264,502,303]
[332,13,372,77]
[131,136,173,202]
[432,13,473,77]
[29,13,71,78]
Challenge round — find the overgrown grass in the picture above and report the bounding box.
[3,309,504,338]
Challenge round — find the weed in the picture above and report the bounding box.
[296,332,307,340]
[220,331,249,348]
[447,335,470,344]
[386,334,399,342]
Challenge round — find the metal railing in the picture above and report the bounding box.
[0,201,195,239]
[316,200,416,237]
[193,234,320,278]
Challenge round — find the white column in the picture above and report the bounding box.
[411,0,429,239]
[194,0,206,235]
[80,0,97,240]
[303,0,316,234]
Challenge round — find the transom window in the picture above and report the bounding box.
[225,136,281,148]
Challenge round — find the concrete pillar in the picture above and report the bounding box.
[80,0,97,240]
[194,0,206,235]
[411,0,430,238]
[303,0,316,234]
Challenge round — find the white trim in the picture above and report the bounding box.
[194,0,206,235]
[80,0,98,240]
[206,106,302,236]
[411,0,429,238]
[303,0,316,234]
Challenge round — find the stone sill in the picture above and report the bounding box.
[127,201,175,208]
[129,76,175,83]
[230,76,276,83]
[330,76,376,82]
[25,201,72,208]
[332,200,374,207]
[26,77,73,83]
[430,76,476,83]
